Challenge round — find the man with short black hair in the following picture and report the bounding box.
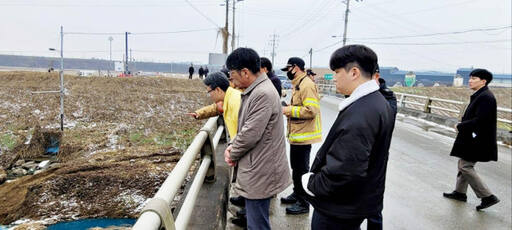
[224,48,292,230]
[302,45,394,229]
[443,68,500,211]
[261,57,282,97]
[280,57,322,215]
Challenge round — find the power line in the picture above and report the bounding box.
[351,39,511,46]
[132,28,217,35]
[64,28,216,36]
[349,25,512,40]
[184,0,220,28]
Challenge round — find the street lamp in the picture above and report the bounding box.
[108,36,113,77]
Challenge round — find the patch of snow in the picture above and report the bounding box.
[24,133,32,145]
[33,109,41,115]
[38,160,50,169]
[11,219,31,225]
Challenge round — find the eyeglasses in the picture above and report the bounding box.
[207,88,214,94]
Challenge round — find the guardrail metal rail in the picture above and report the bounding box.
[316,83,512,126]
[132,116,226,230]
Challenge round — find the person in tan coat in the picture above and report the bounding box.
[224,48,292,230]
[280,57,322,215]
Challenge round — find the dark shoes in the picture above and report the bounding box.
[443,191,467,202]
[444,191,500,210]
[231,217,247,229]
[230,196,245,207]
[285,201,309,215]
[476,195,500,211]
[280,193,297,204]
[236,208,246,218]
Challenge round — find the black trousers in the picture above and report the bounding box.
[312,210,364,230]
[290,144,311,202]
[367,212,382,230]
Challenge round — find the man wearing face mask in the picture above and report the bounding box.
[280,57,322,215]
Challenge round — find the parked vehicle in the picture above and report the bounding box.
[278,75,292,89]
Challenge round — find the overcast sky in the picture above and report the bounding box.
[0,0,510,73]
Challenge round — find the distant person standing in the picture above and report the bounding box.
[306,69,317,82]
[204,66,209,77]
[373,65,397,116]
[199,66,205,79]
[443,68,500,211]
[188,64,194,79]
[260,57,282,97]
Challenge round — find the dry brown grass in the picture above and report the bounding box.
[0,71,211,225]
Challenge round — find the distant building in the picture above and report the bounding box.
[453,74,464,87]
[379,67,454,87]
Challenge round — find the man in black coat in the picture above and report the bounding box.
[198,66,205,79]
[443,68,500,210]
[260,57,282,97]
[188,64,194,79]
[301,45,394,230]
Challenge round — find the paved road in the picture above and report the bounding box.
[228,96,511,230]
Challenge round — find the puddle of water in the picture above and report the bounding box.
[47,218,136,230]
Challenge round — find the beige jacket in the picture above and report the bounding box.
[283,72,322,145]
[230,74,292,199]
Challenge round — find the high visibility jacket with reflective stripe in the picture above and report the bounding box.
[284,73,322,145]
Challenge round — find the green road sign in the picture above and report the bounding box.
[324,74,333,80]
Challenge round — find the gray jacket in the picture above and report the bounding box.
[230,73,292,199]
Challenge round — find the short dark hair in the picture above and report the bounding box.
[226,48,261,74]
[469,68,493,86]
[260,57,272,72]
[329,44,378,79]
[204,72,230,92]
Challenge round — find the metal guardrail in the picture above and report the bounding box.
[316,83,512,125]
[132,116,226,230]
[395,92,512,124]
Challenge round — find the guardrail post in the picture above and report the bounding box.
[424,98,432,113]
[399,94,406,108]
[200,121,216,183]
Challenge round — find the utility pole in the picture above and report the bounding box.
[270,33,278,64]
[59,26,64,131]
[342,0,361,46]
[342,0,351,46]
[125,32,129,74]
[108,36,113,77]
[231,0,236,52]
[309,48,313,69]
[222,0,229,54]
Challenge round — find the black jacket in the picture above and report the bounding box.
[188,66,194,74]
[378,78,397,116]
[305,91,395,218]
[268,72,282,97]
[450,86,497,162]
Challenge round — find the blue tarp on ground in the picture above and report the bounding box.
[45,136,60,154]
